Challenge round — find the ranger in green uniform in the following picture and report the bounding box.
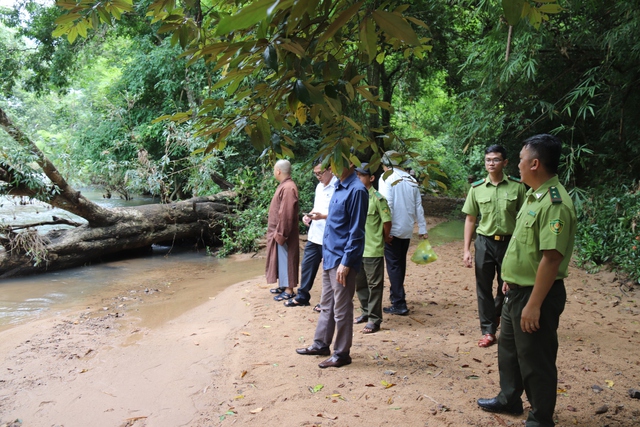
[477,134,577,427]
[353,163,392,334]
[462,145,526,348]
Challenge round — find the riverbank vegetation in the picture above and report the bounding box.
[0,0,638,282]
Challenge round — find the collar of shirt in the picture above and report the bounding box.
[483,173,508,187]
[336,170,358,189]
[527,175,560,201]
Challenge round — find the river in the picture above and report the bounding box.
[0,190,463,332]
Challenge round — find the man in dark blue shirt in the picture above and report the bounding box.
[296,163,368,368]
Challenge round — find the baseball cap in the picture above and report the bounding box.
[355,162,371,175]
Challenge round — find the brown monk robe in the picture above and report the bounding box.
[265,160,300,298]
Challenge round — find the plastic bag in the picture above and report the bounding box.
[410,239,438,264]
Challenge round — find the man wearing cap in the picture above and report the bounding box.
[477,134,577,427]
[353,163,392,334]
[378,151,427,316]
[462,145,526,348]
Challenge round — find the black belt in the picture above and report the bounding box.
[482,234,511,242]
[506,279,563,291]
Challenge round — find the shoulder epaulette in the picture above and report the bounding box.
[471,178,485,188]
[373,190,385,200]
[508,175,522,183]
[548,186,562,204]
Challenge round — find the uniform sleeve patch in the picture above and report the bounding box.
[549,219,564,235]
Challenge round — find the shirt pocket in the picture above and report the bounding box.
[499,192,519,215]
[515,209,537,245]
[477,197,492,218]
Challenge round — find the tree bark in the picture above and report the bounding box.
[0,107,239,278]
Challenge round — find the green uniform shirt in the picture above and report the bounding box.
[363,187,392,258]
[501,176,577,286]
[462,174,526,236]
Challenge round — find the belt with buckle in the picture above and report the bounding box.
[484,234,511,241]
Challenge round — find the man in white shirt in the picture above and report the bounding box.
[378,151,428,315]
[284,160,337,307]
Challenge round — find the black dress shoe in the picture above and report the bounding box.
[318,354,352,368]
[383,306,409,315]
[477,397,524,415]
[296,346,331,356]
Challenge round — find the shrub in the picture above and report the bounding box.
[574,183,640,282]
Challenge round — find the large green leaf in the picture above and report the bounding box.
[371,10,420,46]
[502,0,524,26]
[317,1,363,45]
[216,0,290,35]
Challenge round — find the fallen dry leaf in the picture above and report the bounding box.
[249,407,262,414]
[240,370,247,378]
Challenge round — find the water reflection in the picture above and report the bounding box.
[0,247,265,331]
[428,219,464,245]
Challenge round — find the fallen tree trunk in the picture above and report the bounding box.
[0,193,236,278]
[1,107,244,278]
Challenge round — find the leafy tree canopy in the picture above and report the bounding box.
[50,0,562,173]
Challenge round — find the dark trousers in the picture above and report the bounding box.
[497,280,566,427]
[475,235,508,335]
[296,241,323,303]
[384,237,411,310]
[355,257,385,325]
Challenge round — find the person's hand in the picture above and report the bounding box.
[303,215,311,226]
[337,264,350,286]
[463,250,473,268]
[520,303,541,333]
[419,233,428,239]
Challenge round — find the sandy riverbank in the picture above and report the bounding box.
[1,217,639,427]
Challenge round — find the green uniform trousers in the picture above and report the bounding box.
[355,257,385,325]
[497,280,566,427]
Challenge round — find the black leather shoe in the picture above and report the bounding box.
[383,306,409,315]
[296,346,330,356]
[318,355,352,368]
[477,397,523,415]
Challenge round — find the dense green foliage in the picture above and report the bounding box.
[574,184,640,282]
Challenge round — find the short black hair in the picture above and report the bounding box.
[485,144,507,160]
[522,134,562,174]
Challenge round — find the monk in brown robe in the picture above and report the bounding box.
[266,159,300,300]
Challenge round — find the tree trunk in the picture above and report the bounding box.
[0,107,240,278]
[0,193,236,278]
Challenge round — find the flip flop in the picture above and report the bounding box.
[353,314,368,324]
[313,304,321,313]
[273,291,296,301]
[270,287,286,294]
[284,298,310,307]
[362,322,380,334]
